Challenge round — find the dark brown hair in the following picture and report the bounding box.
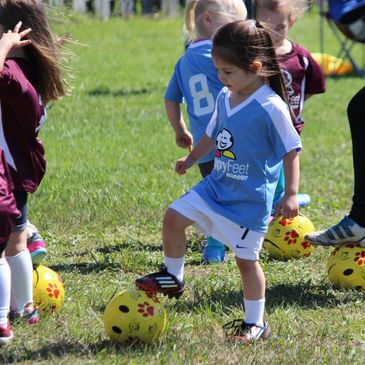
[212,19,295,122]
[0,0,70,103]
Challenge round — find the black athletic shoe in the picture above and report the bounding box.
[135,265,185,298]
[223,319,270,343]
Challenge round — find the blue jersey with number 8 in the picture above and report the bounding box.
[165,39,223,163]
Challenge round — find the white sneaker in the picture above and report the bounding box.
[305,216,365,247]
[223,319,270,343]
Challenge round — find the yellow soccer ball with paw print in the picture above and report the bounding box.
[103,289,167,344]
[264,213,316,259]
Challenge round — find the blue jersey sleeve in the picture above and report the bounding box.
[165,65,183,103]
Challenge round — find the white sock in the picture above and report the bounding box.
[244,298,265,326]
[0,257,11,326]
[6,249,33,313]
[164,256,185,282]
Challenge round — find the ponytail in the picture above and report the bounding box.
[184,0,198,41]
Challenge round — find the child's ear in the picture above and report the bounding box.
[288,15,297,28]
[202,11,212,26]
[250,61,263,72]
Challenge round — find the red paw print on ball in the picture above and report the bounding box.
[137,302,154,317]
[279,218,294,227]
[46,283,60,299]
[301,241,312,249]
[354,251,365,265]
[145,292,160,303]
[284,230,299,245]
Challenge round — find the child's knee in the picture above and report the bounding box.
[163,208,189,231]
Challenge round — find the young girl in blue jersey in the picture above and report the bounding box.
[137,19,302,342]
[165,0,247,264]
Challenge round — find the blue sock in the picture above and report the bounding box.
[206,237,225,250]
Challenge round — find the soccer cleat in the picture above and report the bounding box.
[135,265,185,298]
[201,246,226,264]
[9,307,40,325]
[0,321,13,345]
[223,319,270,343]
[27,223,47,264]
[305,216,365,247]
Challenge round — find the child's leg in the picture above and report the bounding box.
[0,248,11,327]
[6,230,34,314]
[162,208,194,281]
[5,192,38,322]
[135,208,193,296]
[235,257,265,325]
[198,161,226,264]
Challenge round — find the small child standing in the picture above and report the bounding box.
[137,19,302,342]
[165,0,247,263]
[255,0,325,209]
[0,0,69,324]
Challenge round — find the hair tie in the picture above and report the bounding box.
[255,20,262,28]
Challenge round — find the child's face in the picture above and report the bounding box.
[256,7,291,47]
[213,56,262,96]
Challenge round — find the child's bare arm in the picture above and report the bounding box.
[165,99,193,149]
[275,149,300,218]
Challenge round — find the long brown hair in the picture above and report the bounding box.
[212,19,296,123]
[0,0,70,104]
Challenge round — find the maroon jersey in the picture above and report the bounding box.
[279,43,326,133]
[0,148,19,244]
[0,58,47,193]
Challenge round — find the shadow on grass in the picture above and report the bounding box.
[95,241,162,255]
[87,86,160,97]
[48,262,121,274]
[170,281,365,314]
[265,281,364,310]
[0,340,153,363]
[64,241,162,258]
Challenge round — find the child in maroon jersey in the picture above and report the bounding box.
[0,0,69,326]
[255,0,326,209]
[0,147,19,345]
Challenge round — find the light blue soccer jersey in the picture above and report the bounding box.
[192,85,302,233]
[165,40,223,163]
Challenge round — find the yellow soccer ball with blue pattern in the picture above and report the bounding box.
[263,213,316,259]
[327,244,365,290]
[103,289,167,344]
[33,265,64,313]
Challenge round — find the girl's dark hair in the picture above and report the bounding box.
[0,0,70,103]
[212,19,295,123]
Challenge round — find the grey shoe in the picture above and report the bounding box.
[305,216,365,247]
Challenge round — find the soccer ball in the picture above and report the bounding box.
[33,265,64,313]
[103,289,167,344]
[327,244,365,290]
[263,213,316,259]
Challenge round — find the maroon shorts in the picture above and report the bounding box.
[0,149,19,243]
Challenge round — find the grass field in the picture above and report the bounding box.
[1,5,365,365]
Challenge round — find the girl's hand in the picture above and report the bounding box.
[0,21,32,50]
[175,129,193,150]
[274,193,299,219]
[175,156,188,175]
[175,155,195,175]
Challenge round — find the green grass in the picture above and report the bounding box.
[2,6,365,365]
